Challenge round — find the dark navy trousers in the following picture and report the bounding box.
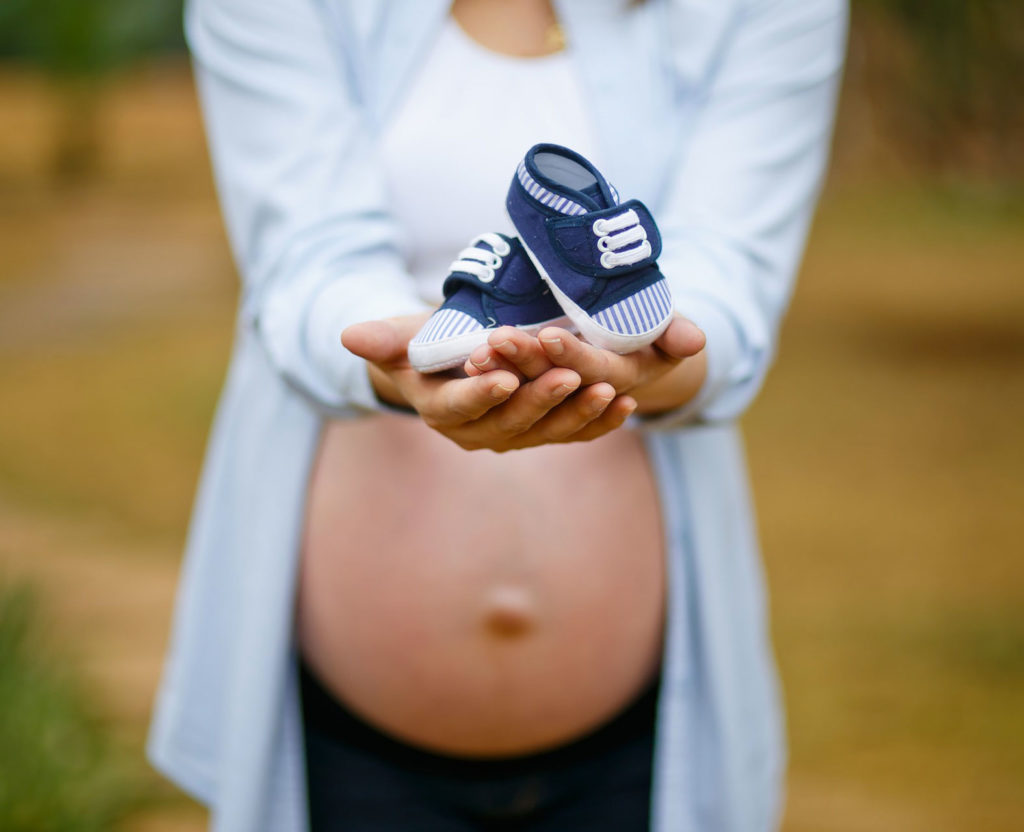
[299,658,657,831]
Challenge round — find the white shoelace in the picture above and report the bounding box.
[448,232,512,283]
[592,209,652,269]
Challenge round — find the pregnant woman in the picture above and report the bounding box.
[147,1,847,830]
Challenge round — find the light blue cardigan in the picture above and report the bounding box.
[147,1,847,829]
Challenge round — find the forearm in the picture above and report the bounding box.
[188,0,428,415]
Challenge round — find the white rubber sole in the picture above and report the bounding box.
[508,210,672,354]
[409,314,574,374]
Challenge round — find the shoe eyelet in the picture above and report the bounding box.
[592,219,609,236]
[478,268,496,283]
[600,252,617,269]
[597,236,614,252]
[493,239,512,257]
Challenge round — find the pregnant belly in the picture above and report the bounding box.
[296,413,665,757]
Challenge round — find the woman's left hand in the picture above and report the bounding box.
[465,315,707,415]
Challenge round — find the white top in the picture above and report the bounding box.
[379,18,600,303]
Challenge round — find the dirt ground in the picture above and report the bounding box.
[1,64,1022,831]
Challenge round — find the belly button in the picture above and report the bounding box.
[482,586,537,638]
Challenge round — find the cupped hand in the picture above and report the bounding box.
[341,314,638,452]
[465,315,706,396]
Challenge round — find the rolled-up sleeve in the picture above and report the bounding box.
[186,0,429,416]
[649,0,848,427]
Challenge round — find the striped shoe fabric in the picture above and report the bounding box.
[408,232,570,374]
[410,309,484,347]
[515,160,619,216]
[506,143,674,354]
[592,280,674,337]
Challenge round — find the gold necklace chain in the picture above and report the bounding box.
[545,20,567,53]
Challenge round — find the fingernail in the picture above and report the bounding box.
[555,383,576,397]
[472,355,492,368]
[541,337,564,356]
[495,340,517,356]
[591,395,614,413]
[491,383,515,399]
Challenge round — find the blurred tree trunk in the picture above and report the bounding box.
[0,0,184,185]
[52,77,103,184]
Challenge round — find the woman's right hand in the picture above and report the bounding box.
[342,315,636,452]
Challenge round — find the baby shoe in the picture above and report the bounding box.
[408,232,571,373]
[506,143,674,353]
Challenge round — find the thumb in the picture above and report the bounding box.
[655,316,706,360]
[341,317,421,365]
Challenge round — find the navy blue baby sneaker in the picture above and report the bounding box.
[409,232,571,373]
[506,143,674,353]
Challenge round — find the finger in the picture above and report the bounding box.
[342,315,426,365]
[559,394,638,444]
[480,368,581,437]
[509,382,617,446]
[488,327,555,380]
[416,370,520,428]
[538,328,634,388]
[653,316,706,360]
[465,344,521,378]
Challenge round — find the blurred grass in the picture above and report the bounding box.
[0,63,1022,831]
[747,183,1024,831]
[0,580,146,831]
[0,311,232,542]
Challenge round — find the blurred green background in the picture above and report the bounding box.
[0,2,1022,830]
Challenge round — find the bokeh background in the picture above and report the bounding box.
[1,2,1021,830]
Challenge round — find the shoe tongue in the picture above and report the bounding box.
[447,237,536,299]
[494,247,538,295]
[580,182,614,211]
